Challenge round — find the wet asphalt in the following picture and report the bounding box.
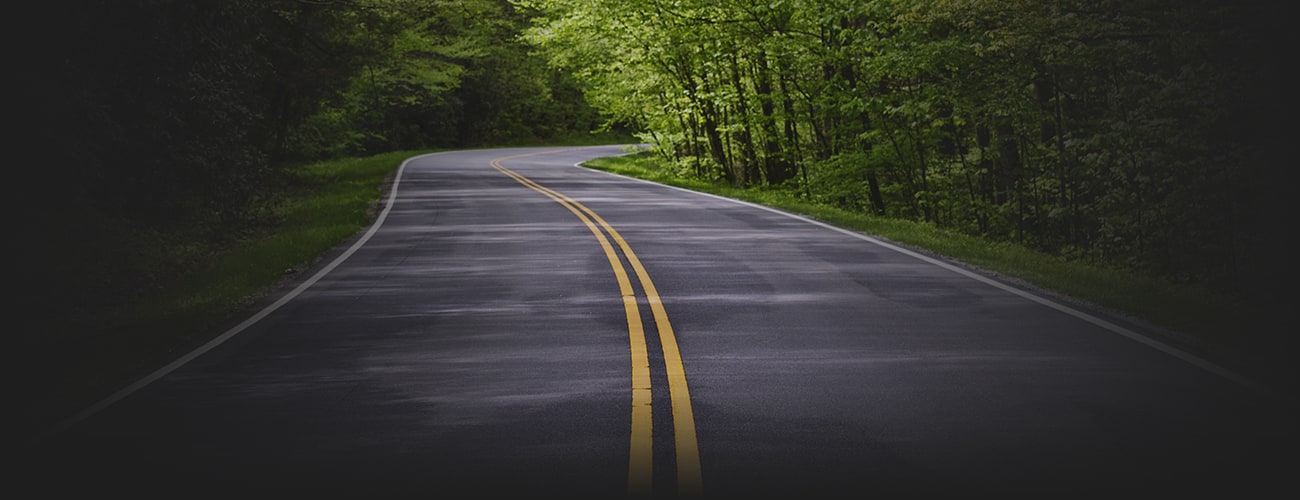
[19,145,1297,499]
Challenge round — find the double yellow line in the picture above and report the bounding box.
[490,150,702,498]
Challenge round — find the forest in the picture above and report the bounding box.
[523,0,1294,306]
[12,0,1295,324]
[13,0,607,319]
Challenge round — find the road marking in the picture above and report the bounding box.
[579,160,1286,404]
[32,146,706,494]
[491,150,702,498]
[29,150,455,446]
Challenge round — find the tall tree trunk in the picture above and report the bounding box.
[728,52,759,186]
[674,56,728,180]
[754,50,794,185]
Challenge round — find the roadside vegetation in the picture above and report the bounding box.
[527,0,1294,312]
[581,152,1291,391]
[19,150,429,426]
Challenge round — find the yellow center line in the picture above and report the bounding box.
[489,150,701,498]
[573,198,704,497]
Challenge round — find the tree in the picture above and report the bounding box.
[519,0,1292,299]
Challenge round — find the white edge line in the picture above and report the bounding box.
[574,157,1284,403]
[33,151,445,443]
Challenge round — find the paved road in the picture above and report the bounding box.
[21,146,1297,498]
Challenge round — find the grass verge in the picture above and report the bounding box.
[20,149,438,437]
[580,151,1289,389]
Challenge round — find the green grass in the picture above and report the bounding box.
[23,149,439,429]
[580,151,1260,353]
[150,150,431,319]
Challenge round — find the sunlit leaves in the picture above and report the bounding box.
[524,0,1269,294]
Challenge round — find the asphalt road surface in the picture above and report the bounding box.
[20,146,1297,499]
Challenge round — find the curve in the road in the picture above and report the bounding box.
[35,147,706,497]
[31,150,452,444]
[492,149,702,497]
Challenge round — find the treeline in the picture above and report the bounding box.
[524,0,1294,302]
[14,0,604,315]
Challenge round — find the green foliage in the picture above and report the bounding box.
[279,0,604,157]
[523,0,1293,304]
[15,0,606,329]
